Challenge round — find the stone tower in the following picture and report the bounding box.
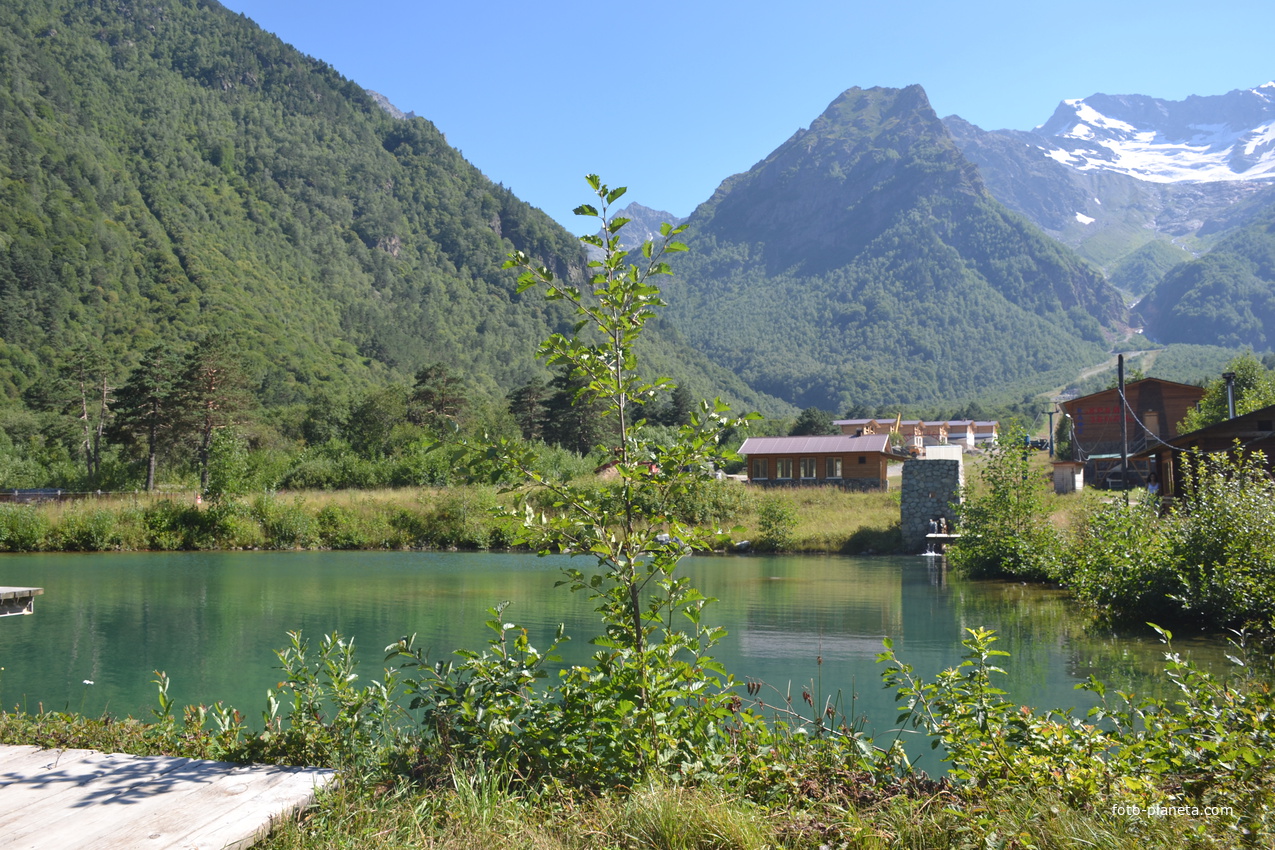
[900,458,963,553]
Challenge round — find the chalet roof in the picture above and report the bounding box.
[738,434,892,455]
[974,421,999,428]
[1059,377,1205,411]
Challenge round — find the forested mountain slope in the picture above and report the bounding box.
[664,86,1127,411]
[0,0,781,413]
[1140,203,1275,351]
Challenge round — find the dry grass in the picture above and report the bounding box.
[730,484,903,554]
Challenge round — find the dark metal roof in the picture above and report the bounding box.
[1132,403,1275,458]
[738,434,892,455]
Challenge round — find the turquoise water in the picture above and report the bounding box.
[0,550,1232,769]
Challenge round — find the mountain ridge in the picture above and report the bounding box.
[662,86,1128,411]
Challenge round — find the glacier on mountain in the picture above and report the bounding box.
[1032,84,1275,184]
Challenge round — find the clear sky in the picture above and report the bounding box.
[218,0,1274,233]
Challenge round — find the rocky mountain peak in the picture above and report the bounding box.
[1032,84,1275,183]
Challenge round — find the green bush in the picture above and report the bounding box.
[0,505,50,551]
[755,493,797,551]
[49,506,120,551]
[1057,493,1177,620]
[880,626,1275,835]
[949,427,1062,580]
[142,500,196,550]
[388,507,430,548]
[204,499,264,549]
[1162,450,1275,627]
[204,429,252,499]
[426,487,498,549]
[251,495,318,549]
[316,504,392,550]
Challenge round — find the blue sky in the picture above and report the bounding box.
[219,0,1274,233]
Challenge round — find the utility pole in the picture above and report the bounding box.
[1118,354,1129,493]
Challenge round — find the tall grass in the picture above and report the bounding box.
[0,483,907,555]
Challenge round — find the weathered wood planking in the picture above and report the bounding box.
[0,588,43,617]
[0,745,335,849]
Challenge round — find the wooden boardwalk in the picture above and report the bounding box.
[0,745,335,849]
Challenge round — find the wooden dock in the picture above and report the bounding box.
[0,588,43,618]
[0,745,335,849]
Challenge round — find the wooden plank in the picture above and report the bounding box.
[0,747,117,820]
[0,749,206,845]
[0,746,100,782]
[0,587,42,617]
[0,745,335,849]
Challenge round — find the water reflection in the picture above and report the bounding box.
[0,550,1238,767]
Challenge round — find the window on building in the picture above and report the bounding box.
[826,457,842,478]
[858,455,867,464]
[752,458,767,479]
[800,457,816,479]
[775,458,793,479]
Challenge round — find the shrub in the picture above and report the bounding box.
[251,495,318,549]
[1162,450,1275,627]
[49,506,120,551]
[316,504,392,550]
[426,487,498,549]
[755,493,797,551]
[0,505,50,551]
[1057,493,1177,620]
[142,500,196,550]
[949,426,1062,580]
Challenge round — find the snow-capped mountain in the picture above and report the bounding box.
[1034,82,1275,183]
[945,82,1275,289]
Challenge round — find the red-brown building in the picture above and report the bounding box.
[739,434,893,490]
[1059,378,1206,487]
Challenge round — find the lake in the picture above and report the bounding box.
[0,550,1233,770]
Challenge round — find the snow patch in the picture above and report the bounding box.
[1039,90,1275,183]
[1072,102,1138,133]
[1075,212,1095,225]
[1243,121,1275,155]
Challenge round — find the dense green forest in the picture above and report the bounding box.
[1141,202,1275,350]
[1108,238,1194,299]
[0,0,793,489]
[0,0,788,403]
[664,86,1130,411]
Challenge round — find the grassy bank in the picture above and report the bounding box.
[0,482,903,555]
[2,625,1267,849]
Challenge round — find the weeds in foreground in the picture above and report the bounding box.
[3,622,1272,849]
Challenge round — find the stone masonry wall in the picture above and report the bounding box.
[900,459,963,553]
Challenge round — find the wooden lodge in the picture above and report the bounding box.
[833,418,891,436]
[973,421,999,444]
[833,417,997,455]
[1059,378,1206,488]
[1133,403,1275,500]
[739,434,893,491]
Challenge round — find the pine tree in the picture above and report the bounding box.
[181,334,253,491]
[111,344,184,491]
